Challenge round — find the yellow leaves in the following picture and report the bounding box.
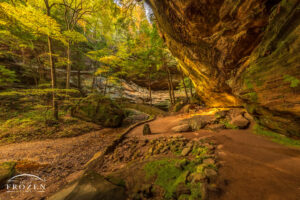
[0,2,65,43]
[95,67,109,75]
[63,30,87,43]
[99,55,121,65]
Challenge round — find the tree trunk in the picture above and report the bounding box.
[103,77,108,95]
[189,79,193,99]
[148,68,152,106]
[66,40,71,89]
[77,69,81,90]
[47,36,58,120]
[166,69,173,104]
[181,73,189,102]
[167,66,175,103]
[91,63,96,93]
[44,0,58,120]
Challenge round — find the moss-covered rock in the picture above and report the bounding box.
[0,161,16,187]
[72,94,124,128]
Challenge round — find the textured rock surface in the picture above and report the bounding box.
[171,124,190,133]
[147,0,300,136]
[49,170,126,200]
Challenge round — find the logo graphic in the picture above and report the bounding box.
[6,174,46,193]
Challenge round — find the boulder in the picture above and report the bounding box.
[0,162,16,187]
[181,115,217,131]
[72,94,124,128]
[49,170,126,200]
[230,115,250,129]
[171,124,190,133]
[143,124,152,135]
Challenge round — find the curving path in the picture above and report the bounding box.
[128,115,300,200]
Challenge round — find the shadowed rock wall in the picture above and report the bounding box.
[147,0,300,136]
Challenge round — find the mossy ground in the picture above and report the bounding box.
[144,145,215,200]
[254,124,300,148]
[0,107,100,144]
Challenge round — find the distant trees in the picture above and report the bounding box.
[0,0,182,113]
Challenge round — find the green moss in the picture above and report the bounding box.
[220,119,238,129]
[144,158,200,199]
[283,75,300,88]
[244,79,254,89]
[254,124,300,147]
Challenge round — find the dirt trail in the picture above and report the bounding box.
[0,128,123,200]
[1,115,300,200]
[128,115,300,200]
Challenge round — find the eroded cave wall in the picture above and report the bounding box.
[147,0,300,136]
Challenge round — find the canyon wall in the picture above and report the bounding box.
[147,0,300,136]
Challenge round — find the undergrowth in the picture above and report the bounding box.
[254,124,300,147]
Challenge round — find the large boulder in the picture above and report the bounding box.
[181,115,217,131]
[72,95,124,128]
[49,171,126,200]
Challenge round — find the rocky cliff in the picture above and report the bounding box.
[147,0,300,136]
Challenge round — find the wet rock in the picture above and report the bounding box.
[143,124,152,135]
[230,115,249,129]
[171,124,191,133]
[49,170,126,200]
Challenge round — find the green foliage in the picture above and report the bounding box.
[254,124,300,147]
[0,65,18,85]
[220,119,238,129]
[144,159,195,199]
[283,75,300,88]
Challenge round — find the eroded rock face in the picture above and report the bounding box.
[147,0,300,136]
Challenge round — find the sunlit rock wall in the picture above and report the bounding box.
[147,0,300,136]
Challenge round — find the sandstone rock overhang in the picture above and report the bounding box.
[146,0,300,136]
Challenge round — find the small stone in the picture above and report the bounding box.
[143,124,152,135]
[171,124,191,133]
[203,158,215,165]
[204,168,217,182]
[181,146,192,156]
[190,172,206,183]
